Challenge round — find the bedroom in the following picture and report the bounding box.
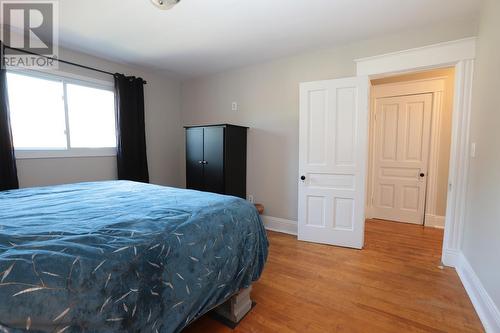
[0,0,499,332]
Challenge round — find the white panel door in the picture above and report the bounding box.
[371,94,433,224]
[298,77,369,249]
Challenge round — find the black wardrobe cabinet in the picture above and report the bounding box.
[185,124,248,199]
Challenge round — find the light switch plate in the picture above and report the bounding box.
[232,102,238,111]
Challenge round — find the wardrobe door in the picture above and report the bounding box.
[186,127,204,191]
[203,127,225,194]
[224,126,248,198]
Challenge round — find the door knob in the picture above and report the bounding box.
[300,175,306,181]
[420,173,425,177]
[198,161,203,164]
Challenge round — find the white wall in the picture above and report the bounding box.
[14,46,183,188]
[181,19,478,221]
[463,0,500,313]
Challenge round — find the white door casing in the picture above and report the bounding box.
[371,94,433,224]
[298,76,369,249]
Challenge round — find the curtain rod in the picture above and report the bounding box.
[1,43,147,84]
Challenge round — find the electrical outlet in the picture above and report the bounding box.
[232,102,238,111]
[247,195,254,203]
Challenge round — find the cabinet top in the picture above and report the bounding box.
[184,124,249,129]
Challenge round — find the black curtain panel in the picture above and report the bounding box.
[114,73,149,183]
[0,61,19,190]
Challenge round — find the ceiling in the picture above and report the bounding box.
[54,0,480,79]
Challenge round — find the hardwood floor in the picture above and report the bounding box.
[184,219,483,332]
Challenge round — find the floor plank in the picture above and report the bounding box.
[184,219,483,332]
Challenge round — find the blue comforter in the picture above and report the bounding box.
[0,181,268,332]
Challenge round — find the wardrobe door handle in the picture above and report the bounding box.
[198,161,203,164]
[203,161,208,165]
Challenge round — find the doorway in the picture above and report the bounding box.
[298,38,475,266]
[366,68,455,228]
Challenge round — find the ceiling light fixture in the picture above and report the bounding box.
[151,0,181,10]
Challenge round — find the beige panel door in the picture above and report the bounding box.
[371,94,433,225]
[298,77,369,249]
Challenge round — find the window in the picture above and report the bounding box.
[7,73,67,150]
[66,84,116,148]
[6,71,116,158]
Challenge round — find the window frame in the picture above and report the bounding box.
[7,69,117,160]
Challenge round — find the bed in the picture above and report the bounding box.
[0,181,268,332]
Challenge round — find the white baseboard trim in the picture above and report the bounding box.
[365,210,445,229]
[442,248,460,267]
[261,215,298,236]
[456,252,500,333]
[425,214,445,229]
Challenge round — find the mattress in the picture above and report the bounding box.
[0,181,268,332]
